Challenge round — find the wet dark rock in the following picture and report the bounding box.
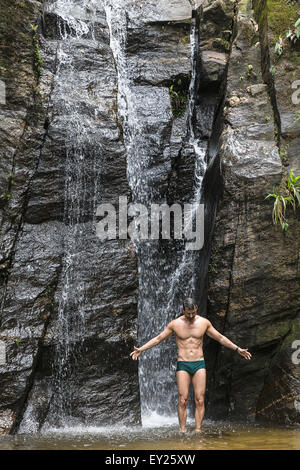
[201,51,227,85]
[206,1,300,425]
[0,0,140,433]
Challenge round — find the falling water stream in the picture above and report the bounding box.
[34,0,104,426]
[104,1,209,424]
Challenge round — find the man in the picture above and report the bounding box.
[130,298,251,433]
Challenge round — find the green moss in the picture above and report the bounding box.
[240,0,253,14]
[281,316,300,349]
[256,319,291,344]
[213,38,231,52]
[0,193,11,200]
[0,0,43,104]
[0,0,35,62]
[31,24,43,81]
[294,110,300,122]
[168,74,190,119]
[289,49,300,64]
[156,74,191,118]
[208,257,218,275]
[267,0,299,37]
[279,146,289,165]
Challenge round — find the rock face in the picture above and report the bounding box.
[0,0,140,433]
[0,0,299,433]
[205,0,300,424]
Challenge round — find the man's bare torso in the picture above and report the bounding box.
[172,315,208,361]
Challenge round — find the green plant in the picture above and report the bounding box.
[208,257,218,275]
[0,193,12,200]
[31,24,43,80]
[266,171,300,231]
[8,173,16,186]
[275,35,285,55]
[287,171,300,211]
[213,37,230,52]
[265,187,291,230]
[280,148,288,165]
[222,29,233,36]
[168,76,190,119]
[270,65,276,76]
[286,17,300,43]
[246,64,257,79]
[293,110,300,122]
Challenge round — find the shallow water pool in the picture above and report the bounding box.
[1,420,299,450]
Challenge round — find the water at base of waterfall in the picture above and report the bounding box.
[2,423,300,450]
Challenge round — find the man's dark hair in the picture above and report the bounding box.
[183,298,197,310]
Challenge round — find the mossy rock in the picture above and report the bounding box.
[157,74,191,119]
[212,37,231,52]
[0,0,43,103]
[267,0,299,37]
[168,74,191,119]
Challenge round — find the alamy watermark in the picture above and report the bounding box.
[0,79,6,105]
[291,80,300,105]
[291,340,300,365]
[96,197,204,251]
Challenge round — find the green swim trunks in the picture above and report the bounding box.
[176,360,206,375]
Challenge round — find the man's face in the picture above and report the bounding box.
[183,305,197,321]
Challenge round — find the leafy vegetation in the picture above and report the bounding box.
[31,24,43,81]
[293,110,300,122]
[168,75,190,119]
[213,29,232,52]
[280,147,289,165]
[213,37,231,52]
[266,171,300,231]
[269,65,276,76]
[0,193,12,201]
[266,0,300,61]
[246,64,257,80]
[274,35,285,55]
[287,171,300,210]
[286,17,300,42]
[273,16,300,56]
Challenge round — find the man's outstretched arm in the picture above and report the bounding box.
[130,322,174,360]
[206,320,252,360]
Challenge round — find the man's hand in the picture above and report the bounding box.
[130,346,142,360]
[238,348,252,360]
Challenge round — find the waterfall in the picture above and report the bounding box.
[104,1,209,424]
[21,0,215,429]
[43,0,103,425]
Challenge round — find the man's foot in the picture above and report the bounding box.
[195,428,202,433]
[180,428,187,433]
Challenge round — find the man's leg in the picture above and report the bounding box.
[176,370,191,432]
[192,368,206,432]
